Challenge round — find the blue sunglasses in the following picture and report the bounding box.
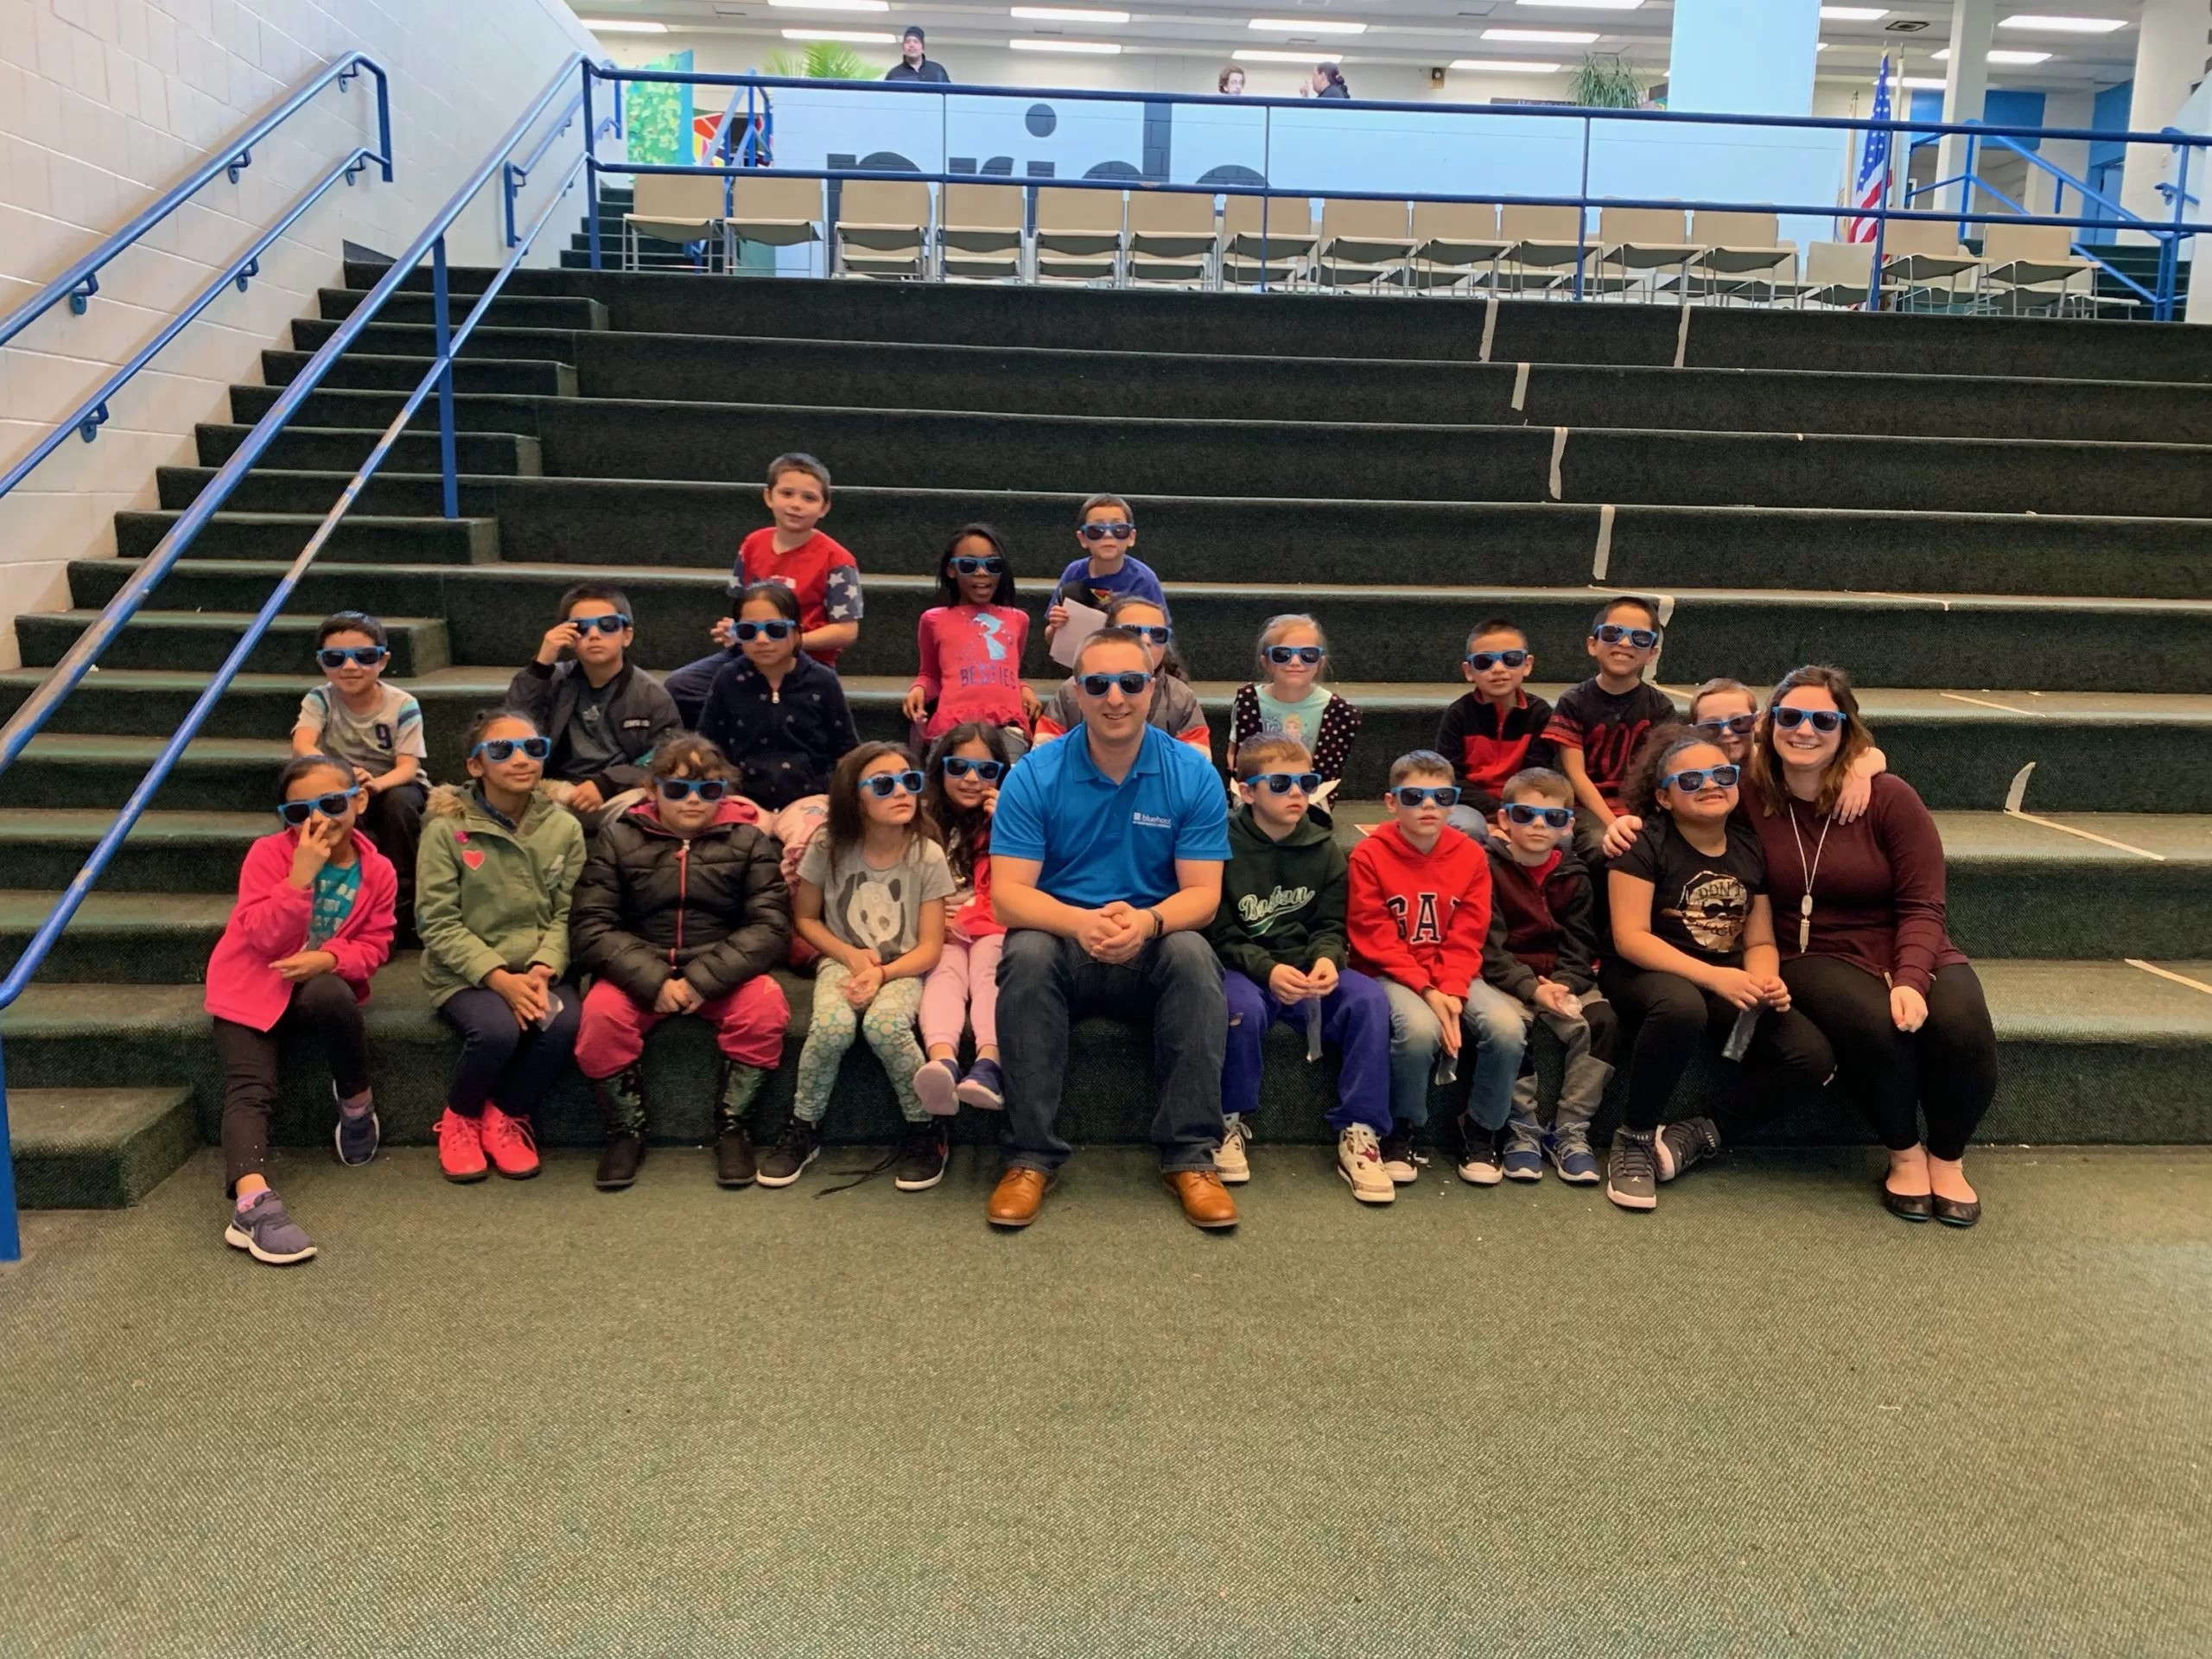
[950,556,1004,575]
[861,770,926,798]
[316,645,387,670]
[474,736,551,762]
[1246,772,1322,795]
[1266,645,1324,666]
[1466,649,1529,672]
[1126,625,1173,647]
[1077,670,1153,698]
[569,613,632,635]
[942,757,1005,781]
[1773,707,1849,734]
[1663,764,1741,793]
[1392,785,1459,808]
[1505,803,1573,829]
[734,620,797,643]
[657,778,728,802]
[276,785,362,827]
[1593,623,1660,649]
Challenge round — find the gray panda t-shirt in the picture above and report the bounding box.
[796,833,957,958]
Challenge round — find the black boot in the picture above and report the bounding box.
[713,1062,766,1188]
[593,1066,647,1192]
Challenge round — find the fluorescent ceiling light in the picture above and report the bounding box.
[766,0,890,10]
[2000,13,2126,30]
[1248,16,1366,32]
[1819,6,1888,19]
[579,17,669,31]
[1930,47,2054,62]
[1483,28,1599,43]
[1008,36,1122,51]
[1234,48,1319,60]
[1450,58,1565,72]
[1011,5,1129,20]
[1897,75,1948,87]
[1514,0,1640,9]
[780,28,895,40]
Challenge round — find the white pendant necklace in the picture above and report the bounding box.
[1786,798,1834,953]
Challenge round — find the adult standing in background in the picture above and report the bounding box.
[886,26,950,83]
[1218,66,1246,95]
[1312,62,1350,99]
[1747,665,1996,1228]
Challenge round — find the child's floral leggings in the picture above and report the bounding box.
[792,962,928,1124]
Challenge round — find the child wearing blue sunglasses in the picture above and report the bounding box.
[294,611,429,940]
[912,723,1020,1116]
[904,524,1038,758]
[1227,613,1361,817]
[770,743,957,1193]
[203,753,399,1267]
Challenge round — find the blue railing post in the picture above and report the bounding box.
[2161,136,2191,321]
[584,60,604,270]
[0,1041,21,1264]
[1866,199,1890,313]
[1573,115,1591,302]
[1960,127,1979,241]
[432,234,459,519]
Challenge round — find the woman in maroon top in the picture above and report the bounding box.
[1748,666,1995,1226]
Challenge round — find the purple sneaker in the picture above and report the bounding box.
[955,1056,1006,1110]
[912,1057,961,1116]
[224,1190,317,1266]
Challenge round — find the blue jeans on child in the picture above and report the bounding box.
[1222,967,1392,1134]
[1377,977,1526,1134]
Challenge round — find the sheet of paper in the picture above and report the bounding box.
[1047,598,1110,669]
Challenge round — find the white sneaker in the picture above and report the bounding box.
[1338,1124,1395,1205]
[1214,1113,1250,1185]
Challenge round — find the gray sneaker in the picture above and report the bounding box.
[1657,1116,1722,1184]
[224,1191,317,1265]
[332,1083,378,1166]
[1606,1128,1659,1212]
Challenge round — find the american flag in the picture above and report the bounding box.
[1847,57,1894,244]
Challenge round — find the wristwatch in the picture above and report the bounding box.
[1149,907,1166,938]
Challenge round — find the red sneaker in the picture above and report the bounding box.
[479,1103,540,1179]
[435,1108,487,1183]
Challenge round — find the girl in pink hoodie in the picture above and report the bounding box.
[205,754,397,1265]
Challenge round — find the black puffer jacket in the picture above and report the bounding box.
[570,799,792,1002]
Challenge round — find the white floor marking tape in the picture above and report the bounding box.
[1549,426,1568,499]
[1674,305,1692,369]
[1479,295,1499,363]
[2003,761,2165,860]
[1591,502,1616,581]
[2126,959,2212,996]
[1942,691,2039,715]
[1644,592,1679,683]
[1510,360,1530,412]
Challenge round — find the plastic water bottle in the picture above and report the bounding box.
[1721,1005,1761,1062]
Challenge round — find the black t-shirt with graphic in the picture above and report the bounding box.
[1612,815,1765,968]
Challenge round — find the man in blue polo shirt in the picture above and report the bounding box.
[988,627,1235,1230]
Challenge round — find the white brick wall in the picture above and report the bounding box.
[0,0,602,671]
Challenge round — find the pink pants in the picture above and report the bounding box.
[919,933,1003,1052]
[575,976,791,1081]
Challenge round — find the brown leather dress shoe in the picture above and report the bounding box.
[987,1166,1053,1227]
[1163,1168,1238,1230]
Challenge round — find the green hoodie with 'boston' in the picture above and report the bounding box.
[1204,803,1351,986]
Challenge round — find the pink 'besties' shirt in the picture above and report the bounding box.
[913,603,1030,737]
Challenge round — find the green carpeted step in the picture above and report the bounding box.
[6,1085,199,1209]
[289,315,578,364]
[227,385,548,437]
[6,666,2209,813]
[488,396,2212,519]
[58,557,2212,693]
[260,348,576,397]
[0,734,288,813]
[0,810,265,893]
[140,471,2212,602]
[315,288,607,332]
[16,608,448,677]
[0,888,231,982]
[194,423,540,477]
[340,264,2212,385]
[113,512,501,566]
[6,957,2208,1151]
[551,328,2212,445]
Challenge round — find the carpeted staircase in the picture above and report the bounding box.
[5,224,2211,1206]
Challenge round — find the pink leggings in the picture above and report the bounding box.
[920,933,1003,1052]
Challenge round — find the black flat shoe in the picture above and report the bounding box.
[1932,1193,1981,1228]
[1882,1182,1934,1222]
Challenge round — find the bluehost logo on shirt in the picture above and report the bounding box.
[1132,811,1173,830]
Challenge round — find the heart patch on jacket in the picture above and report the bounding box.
[462,849,486,870]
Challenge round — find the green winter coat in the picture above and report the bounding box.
[416,781,587,1007]
[1205,804,1350,985]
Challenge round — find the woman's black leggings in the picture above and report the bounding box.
[1782,957,1996,1160]
[1602,963,1836,1133]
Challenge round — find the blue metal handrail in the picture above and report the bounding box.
[580,65,2212,315]
[0,53,615,1262]
[0,54,390,353]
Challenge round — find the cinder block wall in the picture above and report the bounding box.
[0,0,606,669]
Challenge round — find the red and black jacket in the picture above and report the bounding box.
[1433,690,1555,817]
[1480,837,1601,1001]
